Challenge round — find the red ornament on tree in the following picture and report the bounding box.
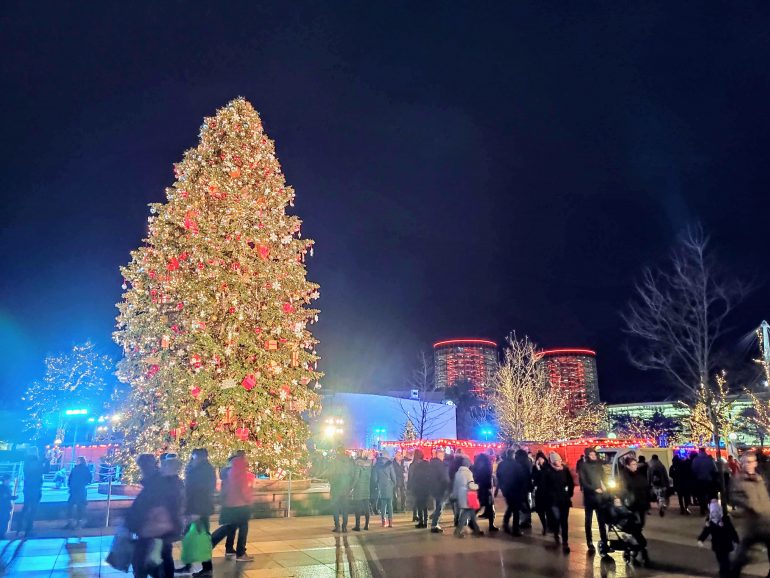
[257,245,269,260]
[236,427,249,441]
[190,386,202,398]
[190,354,203,369]
[241,374,256,390]
[282,303,294,313]
[147,365,160,378]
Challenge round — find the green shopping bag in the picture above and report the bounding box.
[181,521,213,564]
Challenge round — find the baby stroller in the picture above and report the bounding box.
[603,498,650,566]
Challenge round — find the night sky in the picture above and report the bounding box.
[2,3,770,407]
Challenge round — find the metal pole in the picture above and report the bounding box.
[105,466,114,528]
[286,471,292,518]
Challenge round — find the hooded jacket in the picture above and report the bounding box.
[451,458,474,509]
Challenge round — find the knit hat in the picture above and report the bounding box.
[549,451,562,465]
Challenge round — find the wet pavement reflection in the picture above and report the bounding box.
[3,508,770,577]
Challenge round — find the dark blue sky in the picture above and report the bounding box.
[2,2,769,406]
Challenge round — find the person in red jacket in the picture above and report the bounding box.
[211,454,254,562]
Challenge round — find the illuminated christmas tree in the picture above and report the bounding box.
[401,419,417,441]
[114,98,322,476]
[23,341,113,439]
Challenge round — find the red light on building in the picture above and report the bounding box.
[433,338,498,394]
[539,348,599,412]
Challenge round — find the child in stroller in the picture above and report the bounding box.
[604,496,650,565]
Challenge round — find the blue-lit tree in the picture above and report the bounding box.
[22,341,113,440]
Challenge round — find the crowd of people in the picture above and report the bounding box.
[325,444,770,578]
[10,443,770,577]
[123,449,255,578]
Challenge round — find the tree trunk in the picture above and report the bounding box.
[708,405,728,514]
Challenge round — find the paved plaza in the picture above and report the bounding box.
[4,507,770,577]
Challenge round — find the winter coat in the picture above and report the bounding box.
[733,472,770,533]
[375,460,397,500]
[23,458,43,500]
[328,456,354,500]
[621,468,650,511]
[185,459,217,516]
[126,472,184,539]
[496,457,528,502]
[578,452,605,496]
[68,463,92,502]
[429,457,450,498]
[351,459,372,501]
[407,458,431,499]
[222,456,254,508]
[669,458,692,493]
[532,462,552,509]
[473,457,494,493]
[452,465,475,509]
[698,517,739,554]
[647,458,670,489]
[692,453,718,482]
[543,465,574,508]
[392,459,406,487]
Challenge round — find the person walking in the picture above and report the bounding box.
[176,448,216,576]
[428,449,450,533]
[648,454,670,517]
[496,449,527,536]
[66,457,92,529]
[621,457,651,529]
[473,453,499,532]
[20,451,44,537]
[543,452,574,553]
[351,453,372,531]
[697,499,739,578]
[730,451,770,577]
[407,449,431,528]
[670,455,692,515]
[126,454,184,578]
[211,454,254,561]
[514,449,533,530]
[692,448,718,516]
[452,455,482,537]
[392,453,407,513]
[531,451,551,535]
[449,450,465,527]
[578,448,608,554]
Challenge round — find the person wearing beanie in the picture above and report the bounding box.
[578,447,608,554]
[543,451,574,553]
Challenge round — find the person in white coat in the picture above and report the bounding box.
[452,456,483,537]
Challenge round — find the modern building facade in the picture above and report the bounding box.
[433,338,498,393]
[540,348,600,410]
[315,392,457,450]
